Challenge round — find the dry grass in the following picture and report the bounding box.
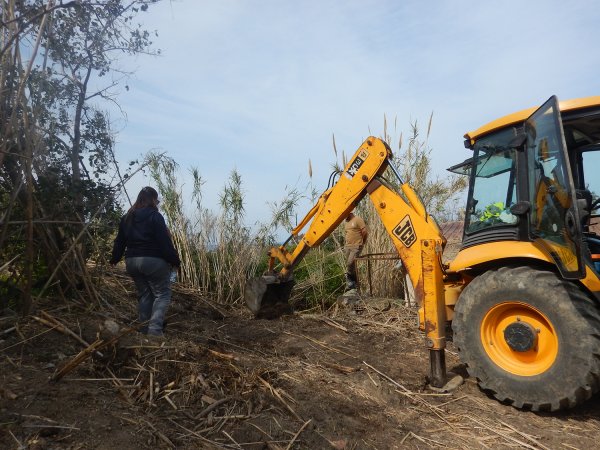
[2,269,599,449]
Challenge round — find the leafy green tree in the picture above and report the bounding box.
[0,0,161,312]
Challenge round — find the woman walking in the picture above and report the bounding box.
[110,187,180,337]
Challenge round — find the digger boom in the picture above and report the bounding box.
[245,137,449,387]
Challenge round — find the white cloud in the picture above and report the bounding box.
[113,0,600,228]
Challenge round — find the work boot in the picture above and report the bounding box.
[141,333,165,345]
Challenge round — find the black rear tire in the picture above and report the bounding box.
[453,266,600,411]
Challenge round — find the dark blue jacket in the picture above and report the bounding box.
[110,207,180,267]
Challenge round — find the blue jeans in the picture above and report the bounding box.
[126,257,172,336]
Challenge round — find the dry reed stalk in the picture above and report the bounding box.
[31,313,99,355]
[51,338,105,382]
[222,430,242,448]
[320,317,348,332]
[283,331,355,358]
[141,418,175,448]
[363,361,453,426]
[39,311,83,338]
[321,362,360,374]
[462,415,543,450]
[195,397,234,419]
[498,420,549,450]
[105,367,135,405]
[436,395,468,408]
[266,443,285,450]
[207,349,237,361]
[285,419,312,450]
[355,317,401,330]
[401,431,446,448]
[258,376,303,422]
[51,324,137,381]
[353,210,406,299]
[0,327,17,337]
[0,324,60,352]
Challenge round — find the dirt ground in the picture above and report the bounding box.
[2,270,600,449]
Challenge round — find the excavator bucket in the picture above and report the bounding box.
[244,275,295,319]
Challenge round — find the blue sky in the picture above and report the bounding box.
[112,0,600,229]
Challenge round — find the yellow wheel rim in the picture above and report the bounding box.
[480,302,558,376]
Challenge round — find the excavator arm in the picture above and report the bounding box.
[244,137,449,386]
[265,138,391,278]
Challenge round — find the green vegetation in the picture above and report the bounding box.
[1,1,160,313]
[1,1,467,315]
[141,116,466,311]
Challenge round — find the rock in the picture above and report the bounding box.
[330,439,347,450]
[429,372,464,393]
[1,388,18,400]
[99,319,120,340]
[103,319,120,335]
[337,290,361,306]
[27,437,47,450]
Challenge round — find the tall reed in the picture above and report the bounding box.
[142,115,466,309]
[147,154,270,304]
[333,115,467,300]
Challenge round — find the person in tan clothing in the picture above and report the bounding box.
[343,211,368,290]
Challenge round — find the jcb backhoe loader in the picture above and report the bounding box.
[245,95,600,411]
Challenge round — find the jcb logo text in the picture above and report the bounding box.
[393,216,417,248]
[344,149,369,179]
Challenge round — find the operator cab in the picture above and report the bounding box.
[450,96,600,278]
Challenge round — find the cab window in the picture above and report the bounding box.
[465,128,519,234]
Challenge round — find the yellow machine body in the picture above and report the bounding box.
[246,95,600,411]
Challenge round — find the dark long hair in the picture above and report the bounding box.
[126,186,159,222]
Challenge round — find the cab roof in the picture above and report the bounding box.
[465,96,600,144]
